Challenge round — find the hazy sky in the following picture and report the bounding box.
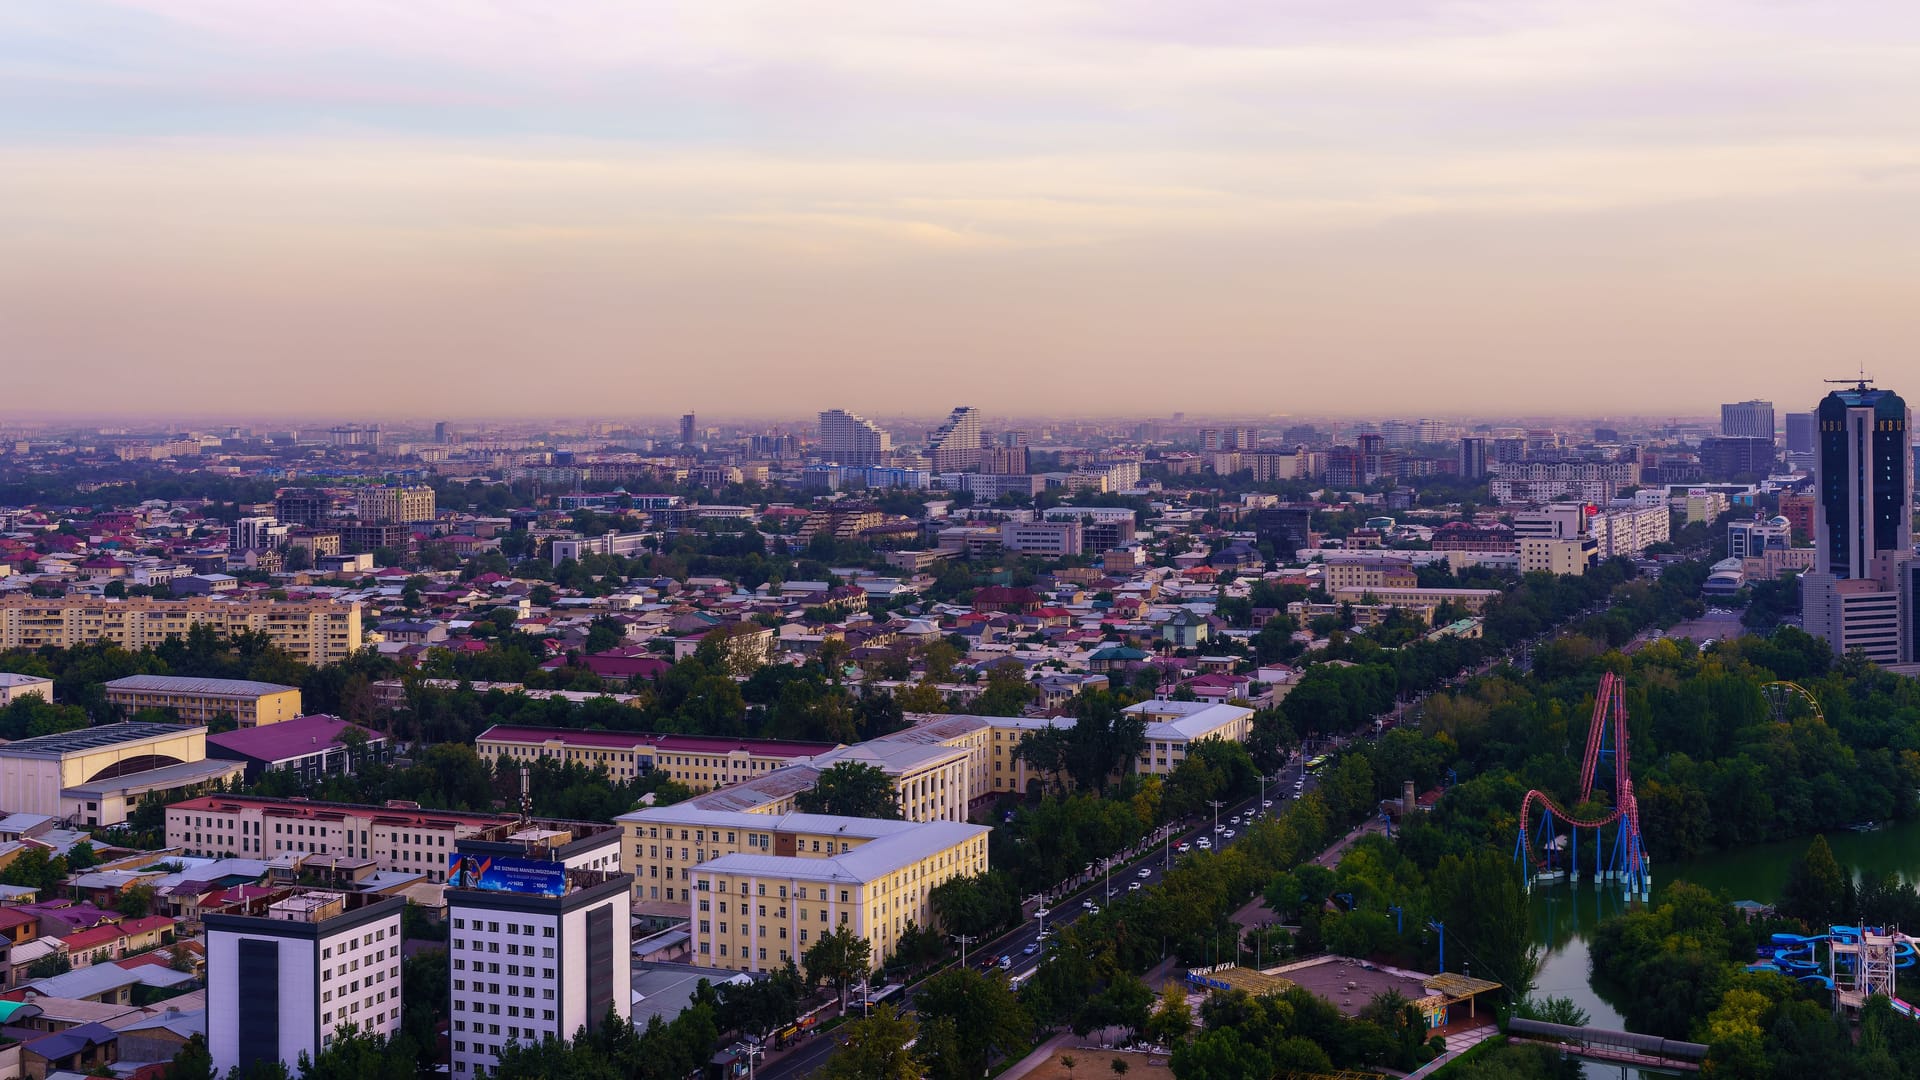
[5,2,1920,419]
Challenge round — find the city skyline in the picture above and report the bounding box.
[8,3,1920,415]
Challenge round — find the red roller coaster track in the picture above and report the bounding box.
[1514,671,1650,897]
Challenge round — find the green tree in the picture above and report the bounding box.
[795,762,903,820]
[1144,981,1193,1047]
[929,872,1017,940]
[1779,834,1850,928]
[294,1023,415,1080]
[1430,850,1537,1002]
[914,966,1031,1079]
[1171,1027,1272,1080]
[115,883,156,919]
[167,1033,217,1080]
[820,1004,921,1080]
[803,926,874,1011]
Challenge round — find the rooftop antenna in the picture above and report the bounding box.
[518,765,531,826]
[1825,368,1874,391]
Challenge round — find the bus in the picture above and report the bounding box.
[1304,754,1331,773]
[857,983,905,1015]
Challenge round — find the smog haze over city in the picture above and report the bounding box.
[6,2,1920,418]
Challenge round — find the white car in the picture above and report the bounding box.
[1196,837,1212,849]
[1137,868,1152,879]
[1128,882,1142,892]
[1177,841,1191,853]
[1262,800,1274,808]
[1223,829,1237,840]
[1035,908,1050,919]
[1213,824,1225,833]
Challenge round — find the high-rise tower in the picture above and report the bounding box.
[1812,384,1910,579]
[927,406,984,472]
[817,409,893,467]
[1801,381,1914,666]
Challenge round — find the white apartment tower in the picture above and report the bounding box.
[927,406,985,472]
[817,410,893,468]
[447,821,631,1078]
[206,890,406,1077]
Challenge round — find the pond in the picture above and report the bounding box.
[1525,819,1920,1076]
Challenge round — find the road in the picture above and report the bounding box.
[759,561,1706,1077]
[756,772,1312,1079]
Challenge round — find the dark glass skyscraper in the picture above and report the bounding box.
[1803,382,1915,667]
[1814,383,1911,579]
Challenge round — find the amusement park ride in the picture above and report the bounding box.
[1513,671,1651,900]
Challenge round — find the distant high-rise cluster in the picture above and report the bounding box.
[678,412,697,447]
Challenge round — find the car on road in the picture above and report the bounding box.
[1023,943,1039,955]
[1262,800,1274,808]
[1177,841,1191,853]
[1128,881,1142,892]
[1213,824,1225,833]
[1082,898,1095,909]
[1137,867,1151,879]
[998,955,1012,970]
[1196,837,1212,849]
[1223,829,1236,840]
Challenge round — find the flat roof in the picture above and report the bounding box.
[697,821,988,885]
[103,674,298,698]
[0,721,195,759]
[168,794,512,830]
[476,724,836,758]
[207,714,379,762]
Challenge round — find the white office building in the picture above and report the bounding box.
[206,890,405,1077]
[1000,519,1083,557]
[448,821,631,1078]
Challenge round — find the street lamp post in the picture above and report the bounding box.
[1208,799,1227,841]
[952,933,978,967]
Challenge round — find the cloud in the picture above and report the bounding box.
[4,2,1920,415]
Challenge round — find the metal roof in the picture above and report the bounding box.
[0,721,194,759]
[104,674,298,697]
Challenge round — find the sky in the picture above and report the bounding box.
[4,2,1920,419]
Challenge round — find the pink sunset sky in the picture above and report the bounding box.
[4,2,1919,417]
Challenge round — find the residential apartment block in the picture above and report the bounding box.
[103,674,303,728]
[354,484,436,524]
[0,596,363,665]
[206,889,405,1078]
[167,795,513,883]
[1488,460,1640,506]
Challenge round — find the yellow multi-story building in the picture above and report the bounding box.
[0,596,362,665]
[681,819,990,973]
[616,806,946,912]
[473,725,836,790]
[104,674,303,727]
[1327,586,1502,614]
